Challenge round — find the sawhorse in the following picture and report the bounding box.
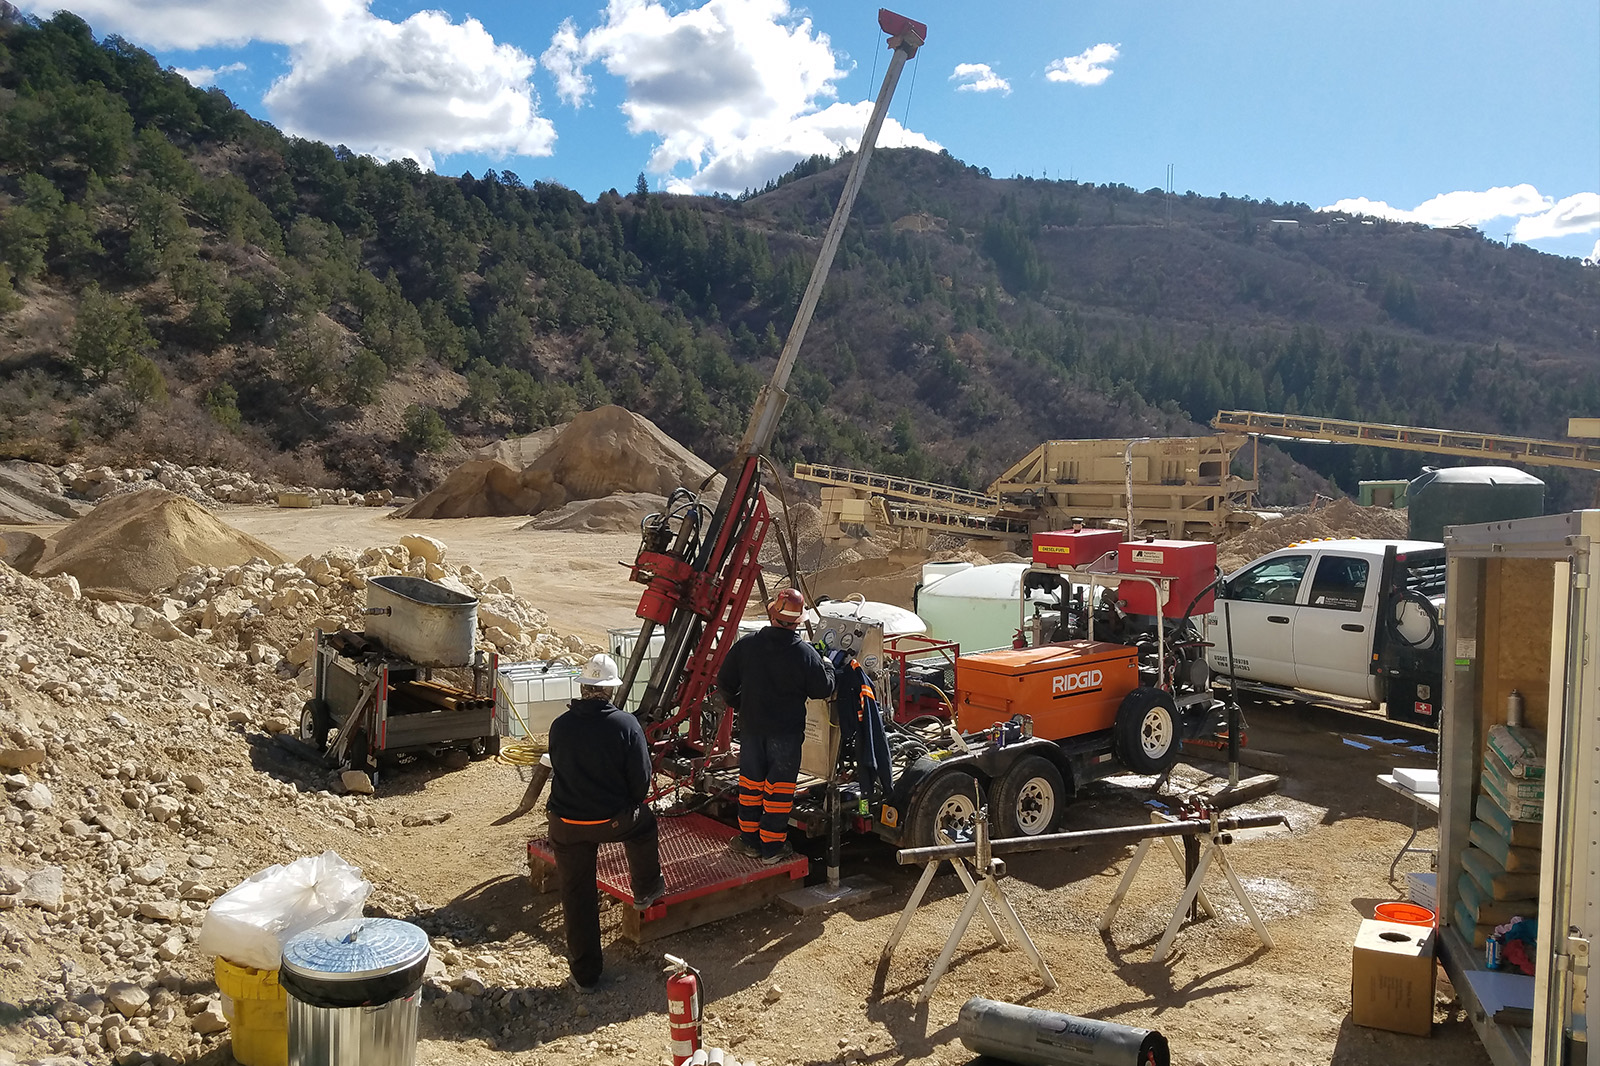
[1098,811,1274,961]
[879,815,1056,1003]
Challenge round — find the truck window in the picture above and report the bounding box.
[1225,555,1310,604]
[1307,555,1369,611]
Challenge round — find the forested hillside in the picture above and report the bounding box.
[2,10,1597,507]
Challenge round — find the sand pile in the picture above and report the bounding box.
[1218,499,1411,571]
[33,488,285,601]
[401,406,723,520]
[475,424,565,468]
[521,492,668,533]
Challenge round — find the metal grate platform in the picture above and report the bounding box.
[528,812,807,914]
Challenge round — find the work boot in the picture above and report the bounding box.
[632,875,668,912]
[761,843,796,866]
[727,835,760,859]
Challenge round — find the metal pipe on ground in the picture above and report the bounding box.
[959,998,1170,1066]
[895,812,1289,865]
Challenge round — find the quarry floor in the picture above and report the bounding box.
[241,508,1485,1066]
[4,505,1489,1066]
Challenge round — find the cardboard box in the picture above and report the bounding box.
[1352,918,1436,1036]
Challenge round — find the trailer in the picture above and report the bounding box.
[1437,510,1598,1066]
[297,576,500,779]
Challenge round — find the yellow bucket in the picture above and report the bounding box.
[214,957,288,1066]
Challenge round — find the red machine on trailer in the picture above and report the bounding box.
[527,8,929,929]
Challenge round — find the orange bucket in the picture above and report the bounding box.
[1376,901,1436,927]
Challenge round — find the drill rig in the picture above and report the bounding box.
[617,9,928,789]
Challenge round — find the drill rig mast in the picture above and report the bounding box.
[619,10,927,778]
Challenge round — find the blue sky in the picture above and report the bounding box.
[22,0,1600,259]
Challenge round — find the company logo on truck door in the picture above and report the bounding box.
[1051,668,1103,696]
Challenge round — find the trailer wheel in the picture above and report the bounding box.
[1115,687,1180,775]
[468,735,501,760]
[298,699,332,754]
[907,771,986,849]
[993,755,1065,838]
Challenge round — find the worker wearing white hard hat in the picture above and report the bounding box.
[546,653,666,992]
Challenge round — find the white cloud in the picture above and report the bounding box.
[1321,186,1600,248]
[263,10,555,168]
[1513,192,1600,242]
[1585,240,1600,267]
[16,0,364,49]
[173,62,246,88]
[951,63,1010,95]
[20,0,556,170]
[1045,43,1119,87]
[542,0,941,194]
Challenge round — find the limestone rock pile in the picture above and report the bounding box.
[52,461,374,510]
[0,561,406,1064]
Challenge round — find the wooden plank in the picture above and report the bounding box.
[622,870,798,943]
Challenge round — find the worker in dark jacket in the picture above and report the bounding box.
[717,588,835,863]
[547,653,666,993]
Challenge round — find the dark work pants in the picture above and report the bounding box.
[736,732,803,857]
[548,805,663,987]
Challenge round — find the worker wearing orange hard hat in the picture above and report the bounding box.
[717,587,835,864]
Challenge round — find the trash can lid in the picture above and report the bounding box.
[281,918,429,983]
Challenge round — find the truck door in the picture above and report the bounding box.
[1291,552,1381,701]
[1205,552,1311,686]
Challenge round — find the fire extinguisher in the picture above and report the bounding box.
[664,953,703,1066]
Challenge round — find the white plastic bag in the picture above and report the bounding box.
[195,851,372,970]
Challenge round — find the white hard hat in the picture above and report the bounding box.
[578,653,623,688]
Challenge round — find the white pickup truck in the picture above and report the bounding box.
[1201,538,1446,725]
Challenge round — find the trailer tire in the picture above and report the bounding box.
[907,771,986,849]
[299,699,332,754]
[992,755,1065,839]
[468,735,500,760]
[1114,687,1180,775]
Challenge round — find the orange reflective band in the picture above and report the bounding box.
[764,804,793,816]
[559,817,611,825]
[759,830,787,842]
[765,781,797,794]
[738,820,760,832]
[737,776,760,789]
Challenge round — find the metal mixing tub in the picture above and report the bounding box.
[363,576,478,667]
[280,918,430,1066]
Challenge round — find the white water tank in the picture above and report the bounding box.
[921,560,973,587]
[915,563,1028,654]
[807,597,926,637]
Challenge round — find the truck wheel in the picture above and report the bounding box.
[908,771,986,849]
[1114,687,1180,775]
[299,699,332,753]
[993,756,1065,838]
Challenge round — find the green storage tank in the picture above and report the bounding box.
[1407,466,1544,541]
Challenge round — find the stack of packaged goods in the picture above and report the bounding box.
[1453,724,1544,948]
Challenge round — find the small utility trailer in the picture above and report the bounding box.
[298,576,500,776]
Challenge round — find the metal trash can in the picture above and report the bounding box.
[280,918,430,1066]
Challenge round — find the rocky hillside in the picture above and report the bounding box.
[2,10,1596,508]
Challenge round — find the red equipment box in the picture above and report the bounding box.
[1031,528,1122,569]
[1116,540,1217,618]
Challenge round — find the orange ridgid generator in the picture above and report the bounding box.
[872,530,1227,848]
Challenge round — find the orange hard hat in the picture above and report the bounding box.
[769,588,806,626]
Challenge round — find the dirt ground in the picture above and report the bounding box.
[220,509,1482,1066]
[222,506,651,645]
[339,696,1477,1066]
[0,505,1490,1066]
